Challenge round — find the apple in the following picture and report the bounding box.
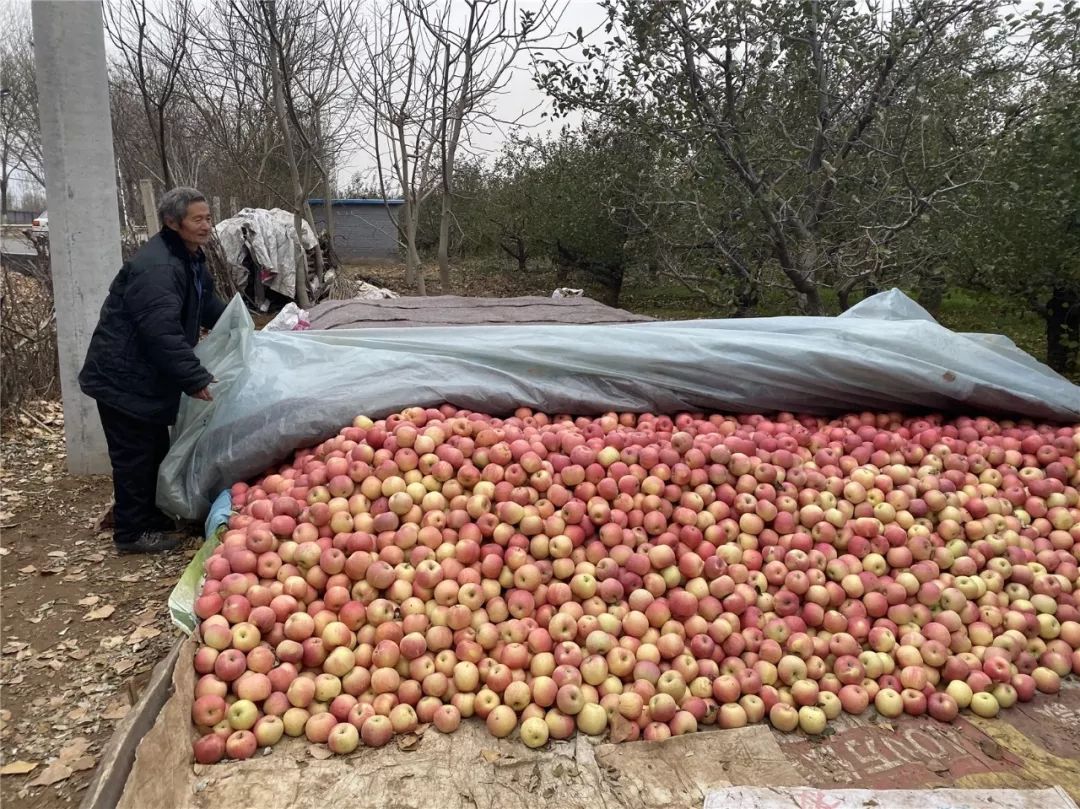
[798,705,827,735]
[193,733,226,764]
[433,704,462,734]
[253,715,284,747]
[576,702,608,735]
[485,705,518,738]
[361,715,394,747]
[327,721,361,754]
[225,730,257,760]
[192,694,227,727]
[227,699,259,731]
[520,716,549,748]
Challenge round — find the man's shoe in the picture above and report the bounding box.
[114,531,182,555]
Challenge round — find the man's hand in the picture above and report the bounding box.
[190,387,213,401]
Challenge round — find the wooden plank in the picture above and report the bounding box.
[78,639,183,809]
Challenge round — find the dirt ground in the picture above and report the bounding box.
[0,403,193,808]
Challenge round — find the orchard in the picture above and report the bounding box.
[188,406,1080,762]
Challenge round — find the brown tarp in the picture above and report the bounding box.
[306,295,654,330]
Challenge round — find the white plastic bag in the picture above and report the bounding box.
[552,287,584,298]
[263,302,310,332]
[158,290,1080,520]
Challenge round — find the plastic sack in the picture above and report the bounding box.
[263,302,311,332]
[157,290,1080,521]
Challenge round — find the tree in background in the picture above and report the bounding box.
[415,0,561,293]
[0,0,42,220]
[960,3,1080,375]
[537,0,1025,315]
[104,0,192,191]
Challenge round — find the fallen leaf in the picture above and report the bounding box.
[133,610,158,627]
[609,714,636,744]
[480,749,501,764]
[396,732,422,751]
[47,550,66,558]
[67,708,89,722]
[0,761,38,776]
[68,756,95,772]
[59,738,91,763]
[68,649,90,661]
[77,596,100,607]
[308,745,333,760]
[19,565,36,574]
[28,761,72,787]
[2,641,29,655]
[113,659,136,675]
[102,702,130,721]
[83,605,115,622]
[85,553,105,563]
[129,626,161,643]
[0,547,10,556]
[119,574,140,583]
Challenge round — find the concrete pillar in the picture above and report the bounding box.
[32,0,120,475]
[139,178,159,232]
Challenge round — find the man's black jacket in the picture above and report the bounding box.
[79,227,227,424]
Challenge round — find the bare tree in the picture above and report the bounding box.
[0,1,43,219]
[268,0,363,274]
[180,2,292,209]
[351,0,445,294]
[415,0,561,293]
[175,0,361,305]
[104,0,193,190]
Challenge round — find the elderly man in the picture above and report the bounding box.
[80,187,226,554]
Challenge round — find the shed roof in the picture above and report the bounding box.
[308,198,405,207]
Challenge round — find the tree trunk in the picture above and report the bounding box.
[156,105,171,189]
[798,286,826,316]
[1046,285,1079,376]
[290,208,310,306]
[515,239,527,274]
[315,112,335,260]
[598,262,624,307]
[302,201,325,285]
[918,273,947,319]
[404,205,425,295]
[733,278,758,318]
[498,239,527,274]
[437,191,452,294]
[264,0,309,308]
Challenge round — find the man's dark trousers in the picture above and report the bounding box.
[97,402,174,544]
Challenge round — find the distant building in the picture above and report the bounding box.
[309,198,403,262]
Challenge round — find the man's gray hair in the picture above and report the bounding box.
[157,186,207,229]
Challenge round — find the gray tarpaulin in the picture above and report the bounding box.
[157,289,1080,520]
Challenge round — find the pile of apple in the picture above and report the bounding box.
[189,406,1080,763]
